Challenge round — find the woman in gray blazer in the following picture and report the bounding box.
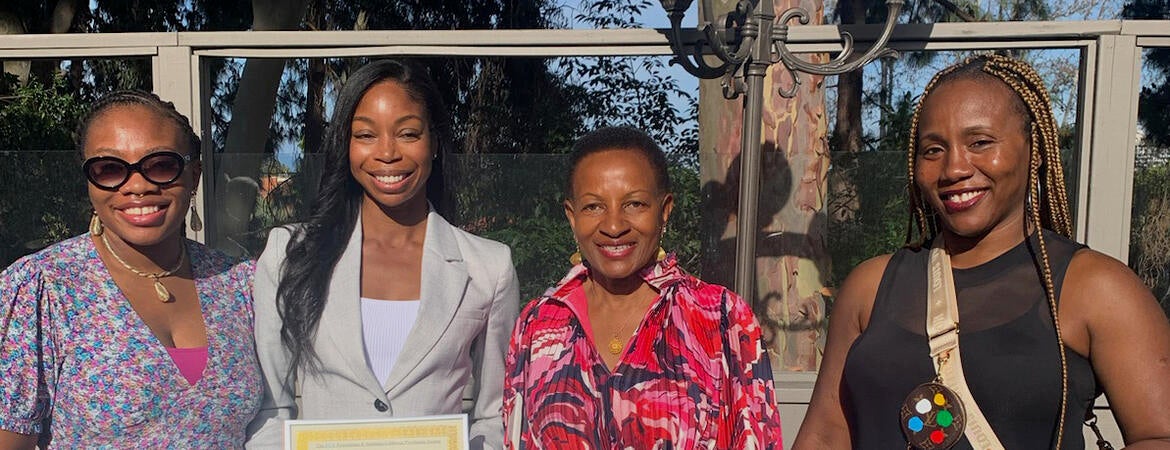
[246,59,519,449]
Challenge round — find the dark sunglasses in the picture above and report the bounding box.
[82,151,193,190]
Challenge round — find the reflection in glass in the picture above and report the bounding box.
[1129,47,1170,308]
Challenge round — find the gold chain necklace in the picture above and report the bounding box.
[589,281,645,356]
[101,233,186,303]
[608,318,639,356]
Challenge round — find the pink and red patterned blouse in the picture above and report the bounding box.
[503,255,782,449]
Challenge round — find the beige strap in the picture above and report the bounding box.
[927,242,1005,450]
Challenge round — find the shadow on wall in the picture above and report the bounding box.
[701,148,829,373]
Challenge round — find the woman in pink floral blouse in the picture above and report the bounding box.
[503,126,782,449]
[0,91,261,448]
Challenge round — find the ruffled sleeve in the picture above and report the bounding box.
[0,256,55,436]
[722,288,783,449]
[502,300,536,450]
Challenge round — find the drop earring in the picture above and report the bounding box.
[657,225,668,261]
[569,247,582,266]
[188,191,203,232]
[89,212,103,236]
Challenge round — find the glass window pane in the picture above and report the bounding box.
[1130,46,1170,309]
[0,57,152,267]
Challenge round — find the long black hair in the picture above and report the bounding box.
[276,59,452,375]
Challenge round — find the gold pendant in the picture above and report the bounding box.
[153,279,173,303]
[608,336,624,355]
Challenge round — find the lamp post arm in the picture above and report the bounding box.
[699,0,757,64]
[773,0,903,76]
[665,0,770,80]
[666,11,741,79]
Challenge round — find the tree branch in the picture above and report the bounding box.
[50,0,79,33]
[931,0,981,22]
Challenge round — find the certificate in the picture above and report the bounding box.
[283,414,468,450]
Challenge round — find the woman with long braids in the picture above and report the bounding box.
[246,59,519,449]
[0,91,261,447]
[795,54,1170,449]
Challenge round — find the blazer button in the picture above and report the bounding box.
[374,399,389,412]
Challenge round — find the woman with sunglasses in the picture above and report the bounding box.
[0,90,261,448]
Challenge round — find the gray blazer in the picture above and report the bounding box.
[245,210,519,449]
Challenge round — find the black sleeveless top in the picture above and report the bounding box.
[842,232,1097,449]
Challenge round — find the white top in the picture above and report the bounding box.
[360,297,421,388]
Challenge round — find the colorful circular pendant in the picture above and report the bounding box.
[900,382,966,449]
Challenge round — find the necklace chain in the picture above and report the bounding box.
[607,319,640,356]
[100,233,186,303]
[588,280,646,356]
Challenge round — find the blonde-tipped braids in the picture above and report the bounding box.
[904,53,1074,449]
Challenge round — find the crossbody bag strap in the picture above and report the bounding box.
[1084,409,1116,450]
[927,243,1004,450]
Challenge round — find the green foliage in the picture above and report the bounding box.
[476,191,576,301]
[0,77,89,266]
[826,91,914,286]
[662,163,703,272]
[1130,160,1170,307]
[1124,0,1170,311]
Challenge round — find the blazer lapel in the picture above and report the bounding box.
[382,211,469,394]
[321,220,386,397]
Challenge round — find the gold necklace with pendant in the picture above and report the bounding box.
[608,327,632,356]
[589,281,645,356]
[101,233,186,303]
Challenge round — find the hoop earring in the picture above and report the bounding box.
[89,212,104,236]
[1025,176,1040,216]
[188,191,203,232]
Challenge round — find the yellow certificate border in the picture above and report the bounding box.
[283,414,468,450]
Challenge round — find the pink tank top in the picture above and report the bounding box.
[166,346,209,385]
